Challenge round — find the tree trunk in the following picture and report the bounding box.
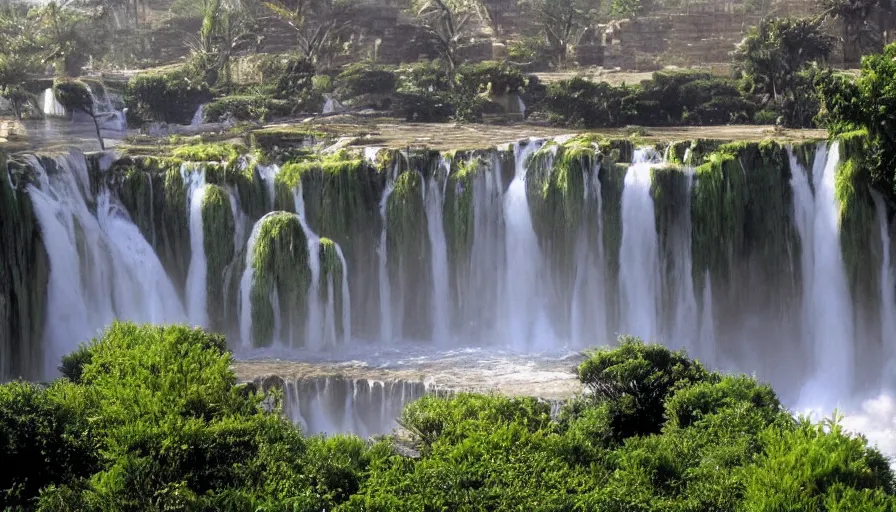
[91,116,105,151]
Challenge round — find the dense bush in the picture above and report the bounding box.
[819,42,896,201]
[203,95,295,123]
[542,71,760,128]
[456,60,526,96]
[125,69,212,125]
[334,63,398,100]
[1,326,893,510]
[259,54,316,101]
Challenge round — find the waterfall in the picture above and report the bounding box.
[84,83,127,133]
[570,159,607,348]
[184,167,209,328]
[378,163,397,342]
[279,377,426,436]
[294,188,324,349]
[191,104,206,126]
[790,143,855,407]
[26,151,186,377]
[667,170,699,352]
[426,158,451,345]
[334,244,352,345]
[41,89,66,118]
[698,271,716,365]
[618,149,662,341]
[873,192,896,381]
[239,215,267,350]
[503,139,553,351]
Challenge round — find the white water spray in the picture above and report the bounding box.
[503,139,553,351]
[618,149,662,341]
[790,143,855,408]
[426,158,451,345]
[184,166,209,328]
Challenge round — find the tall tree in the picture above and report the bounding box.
[528,0,599,66]
[734,17,834,122]
[817,0,895,63]
[188,0,262,88]
[263,0,358,68]
[408,0,489,72]
[0,5,43,118]
[53,78,105,149]
[34,1,106,76]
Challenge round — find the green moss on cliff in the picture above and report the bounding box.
[171,142,246,167]
[387,170,432,339]
[318,238,346,341]
[690,142,800,310]
[250,213,311,348]
[836,132,881,305]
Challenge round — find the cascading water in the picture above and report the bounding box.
[276,377,427,436]
[570,157,607,348]
[790,143,855,408]
[618,149,662,341]
[378,162,398,343]
[41,89,66,118]
[8,136,896,450]
[184,166,209,328]
[425,158,451,345]
[874,192,896,381]
[191,104,206,126]
[503,139,553,351]
[25,151,185,375]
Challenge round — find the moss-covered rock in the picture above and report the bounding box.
[836,131,882,324]
[387,170,432,339]
[202,185,236,333]
[249,212,311,348]
[0,156,49,380]
[690,141,801,332]
[318,237,347,341]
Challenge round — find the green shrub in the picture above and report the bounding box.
[335,63,398,99]
[576,335,711,439]
[3,328,894,510]
[0,381,98,508]
[456,60,526,95]
[125,69,212,125]
[259,53,316,100]
[203,95,294,122]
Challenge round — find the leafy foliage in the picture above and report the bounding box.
[263,0,357,68]
[543,71,755,127]
[407,0,489,71]
[819,42,896,200]
[733,17,834,126]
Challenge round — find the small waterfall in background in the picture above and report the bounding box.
[277,377,427,437]
[191,104,206,126]
[790,143,855,408]
[41,89,66,118]
[618,149,662,341]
